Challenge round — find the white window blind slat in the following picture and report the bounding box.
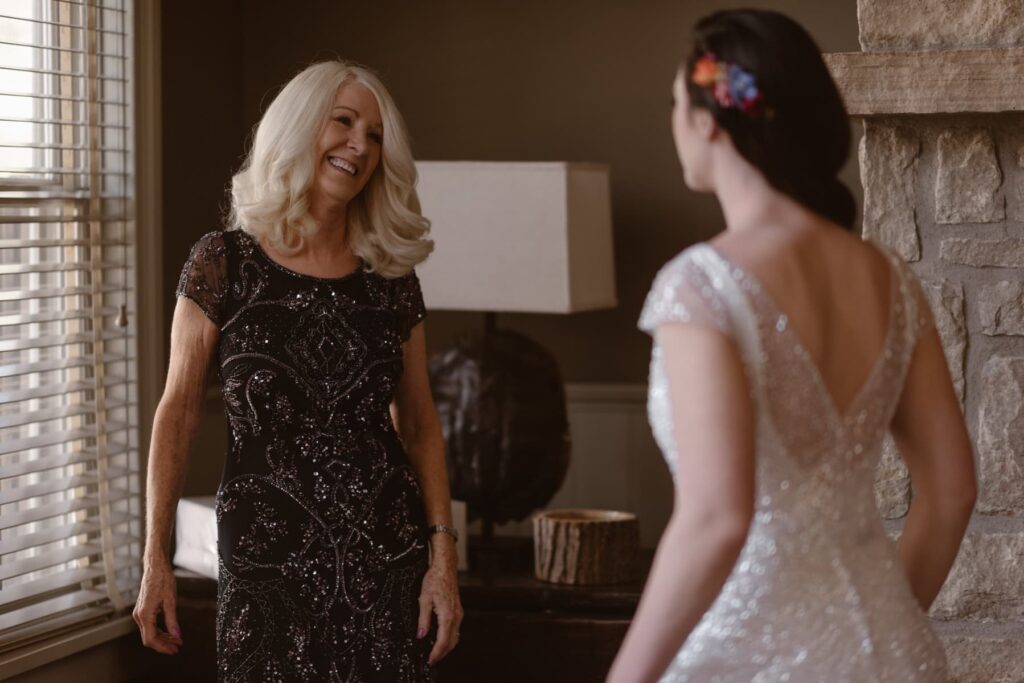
[0,305,125,326]
[0,555,136,609]
[0,214,129,224]
[0,510,135,556]
[0,329,134,352]
[0,442,130,479]
[0,398,134,429]
[0,534,135,582]
[1,487,135,531]
[0,261,125,275]
[0,352,122,378]
[0,425,131,457]
[0,351,124,378]
[0,0,140,649]
[0,374,129,404]
[0,285,123,302]
[1,467,132,507]
[0,65,126,82]
[0,116,127,129]
[0,88,127,103]
[0,590,108,634]
[0,573,141,641]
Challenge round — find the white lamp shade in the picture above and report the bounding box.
[414,161,617,314]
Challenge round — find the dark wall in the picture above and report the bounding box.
[242,1,862,382]
[160,0,860,496]
[161,0,245,495]
[161,0,245,346]
[162,0,860,386]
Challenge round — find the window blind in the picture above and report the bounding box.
[0,0,141,652]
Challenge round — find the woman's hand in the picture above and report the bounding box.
[133,558,183,655]
[416,536,463,665]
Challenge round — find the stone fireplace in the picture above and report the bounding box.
[827,2,1024,680]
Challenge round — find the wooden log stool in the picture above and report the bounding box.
[533,509,639,585]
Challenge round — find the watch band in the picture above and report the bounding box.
[427,524,459,542]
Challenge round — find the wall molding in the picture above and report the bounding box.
[565,382,647,406]
[134,0,164,478]
[825,48,1024,115]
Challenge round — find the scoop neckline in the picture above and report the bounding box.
[245,232,365,283]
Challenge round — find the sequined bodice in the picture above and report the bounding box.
[639,243,947,682]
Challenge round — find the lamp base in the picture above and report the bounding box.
[429,323,571,532]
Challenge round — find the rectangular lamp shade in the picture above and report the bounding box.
[414,161,618,314]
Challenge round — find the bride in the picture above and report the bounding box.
[607,9,975,682]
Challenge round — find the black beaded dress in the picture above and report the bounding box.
[176,229,433,682]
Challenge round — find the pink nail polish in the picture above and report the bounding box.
[171,628,181,638]
[416,627,426,639]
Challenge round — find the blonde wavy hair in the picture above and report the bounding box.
[229,61,433,277]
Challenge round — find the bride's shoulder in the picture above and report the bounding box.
[651,242,717,283]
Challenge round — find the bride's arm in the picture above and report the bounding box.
[606,324,755,683]
[890,326,976,611]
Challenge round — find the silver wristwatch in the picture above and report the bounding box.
[427,524,459,542]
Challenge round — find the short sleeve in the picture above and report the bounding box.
[638,248,733,337]
[176,231,229,326]
[392,270,427,342]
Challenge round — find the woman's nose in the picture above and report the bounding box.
[347,130,367,155]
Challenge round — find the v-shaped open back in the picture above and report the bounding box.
[705,243,900,425]
[638,241,946,681]
[701,242,917,468]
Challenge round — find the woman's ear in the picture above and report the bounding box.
[691,107,718,141]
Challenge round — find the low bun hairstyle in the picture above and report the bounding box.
[684,9,856,230]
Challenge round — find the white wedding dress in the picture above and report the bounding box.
[639,243,948,682]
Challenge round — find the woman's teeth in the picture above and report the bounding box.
[328,157,357,175]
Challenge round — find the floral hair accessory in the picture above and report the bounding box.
[691,53,765,116]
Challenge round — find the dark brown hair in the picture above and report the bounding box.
[684,9,856,230]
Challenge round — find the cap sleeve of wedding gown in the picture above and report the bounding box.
[638,246,735,339]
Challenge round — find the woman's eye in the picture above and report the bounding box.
[369,133,383,144]
[336,116,352,126]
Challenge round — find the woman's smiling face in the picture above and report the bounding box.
[310,81,384,209]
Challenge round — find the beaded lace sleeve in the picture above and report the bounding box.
[175,230,229,326]
[392,269,427,342]
[638,248,734,338]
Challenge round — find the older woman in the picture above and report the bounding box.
[134,61,462,681]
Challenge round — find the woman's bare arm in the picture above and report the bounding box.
[890,326,976,610]
[133,298,219,654]
[391,322,463,665]
[607,324,755,683]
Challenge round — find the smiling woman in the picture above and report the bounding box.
[135,60,460,682]
[230,62,432,277]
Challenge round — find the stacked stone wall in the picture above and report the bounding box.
[856,4,1024,679]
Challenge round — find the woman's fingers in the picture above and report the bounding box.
[428,602,464,665]
[416,592,432,640]
[134,606,180,655]
[428,611,453,665]
[163,594,183,644]
[132,580,182,655]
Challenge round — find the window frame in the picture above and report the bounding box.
[0,0,162,674]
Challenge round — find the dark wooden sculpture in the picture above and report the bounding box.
[428,323,571,537]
